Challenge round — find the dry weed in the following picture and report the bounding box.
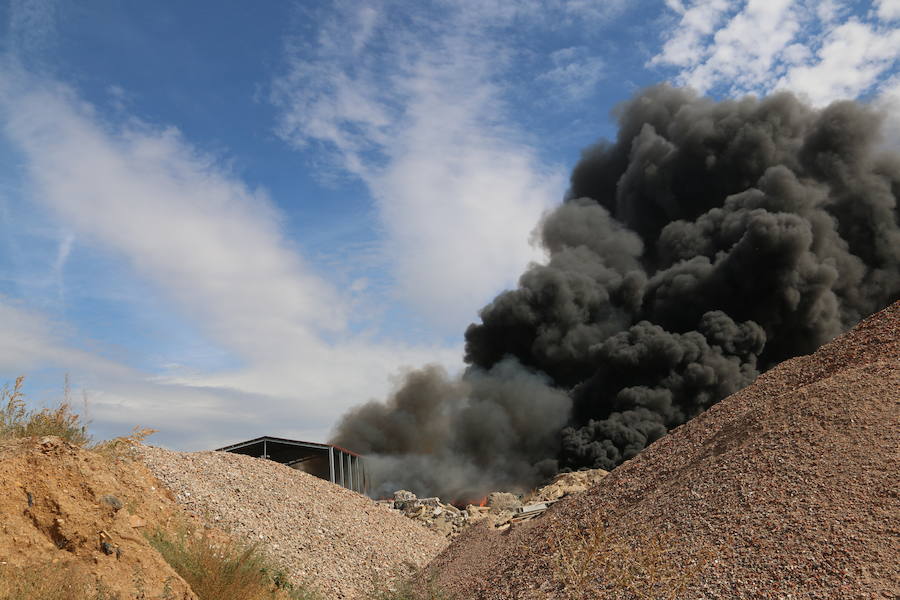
[548,517,712,599]
[0,376,91,445]
[0,562,118,600]
[91,426,158,459]
[366,565,453,600]
[147,526,321,600]
[1,376,158,455]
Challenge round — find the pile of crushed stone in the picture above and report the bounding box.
[136,445,448,599]
[424,301,900,599]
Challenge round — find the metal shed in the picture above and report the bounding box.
[216,436,368,494]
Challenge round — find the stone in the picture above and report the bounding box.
[487,492,521,512]
[99,495,123,511]
[128,514,147,528]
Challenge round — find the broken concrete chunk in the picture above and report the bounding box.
[487,492,521,513]
[393,490,417,502]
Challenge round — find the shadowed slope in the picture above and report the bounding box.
[425,301,899,599]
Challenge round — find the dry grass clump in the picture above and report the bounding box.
[367,571,453,600]
[0,376,155,456]
[146,526,322,600]
[0,376,91,445]
[0,562,118,600]
[548,517,712,600]
[91,426,157,459]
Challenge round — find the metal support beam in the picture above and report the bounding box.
[263,439,267,459]
[339,451,345,487]
[328,447,335,484]
[348,453,354,491]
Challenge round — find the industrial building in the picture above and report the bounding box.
[217,436,367,494]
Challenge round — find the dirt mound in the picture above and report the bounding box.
[424,301,900,599]
[0,436,196,599]
[136,445,449,599]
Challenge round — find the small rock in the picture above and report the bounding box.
[393,490,417,502]
[128,514,147,528]
[487,492,521,513]
[100,495,123,511]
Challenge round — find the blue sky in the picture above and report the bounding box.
[1,0,897,449]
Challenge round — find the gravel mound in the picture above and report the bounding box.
[424,301,900,599]
[136,446,448,599]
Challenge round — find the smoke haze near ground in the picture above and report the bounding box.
[332,85,900,499]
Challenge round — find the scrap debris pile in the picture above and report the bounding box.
[384,468,609,537]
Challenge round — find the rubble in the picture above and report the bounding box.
[524,468,608,503]
[486,492,521,513]
[387,471,609,537]
[382,491,472,538]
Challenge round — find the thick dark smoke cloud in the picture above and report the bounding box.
[334,360,569,499]
[333,85,900,499]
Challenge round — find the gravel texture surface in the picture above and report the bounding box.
[136,446,448,599]
[425,301,900,599]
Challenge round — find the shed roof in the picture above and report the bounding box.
[216,435,363,461]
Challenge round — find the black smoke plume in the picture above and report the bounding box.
[333,85,900,499]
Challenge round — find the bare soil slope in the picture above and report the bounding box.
[137,446,449,600]
[425,301,900,599]
[0,437,196,599]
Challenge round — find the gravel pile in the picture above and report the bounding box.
[424,301,900,599]
[136,446,448,599]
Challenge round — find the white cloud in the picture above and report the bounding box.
[273,2,567,332]
[4,78,346,359]
[538,47,606,100]
[650,0,731,68]
[651,0,900,107]
[0,297,128,377]
[777,20,900,105]
[0,71,463,448]
[663,0,800,95]
[815,0,841,25]
[877,0,900,21]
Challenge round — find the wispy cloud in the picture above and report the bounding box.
[538,47,606,100]
[272,1,570,331]
[4,77,346,356]
[49,229,73,300]
[4,0,58,61]
[0,70,462,448]
[0,296,128,378]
